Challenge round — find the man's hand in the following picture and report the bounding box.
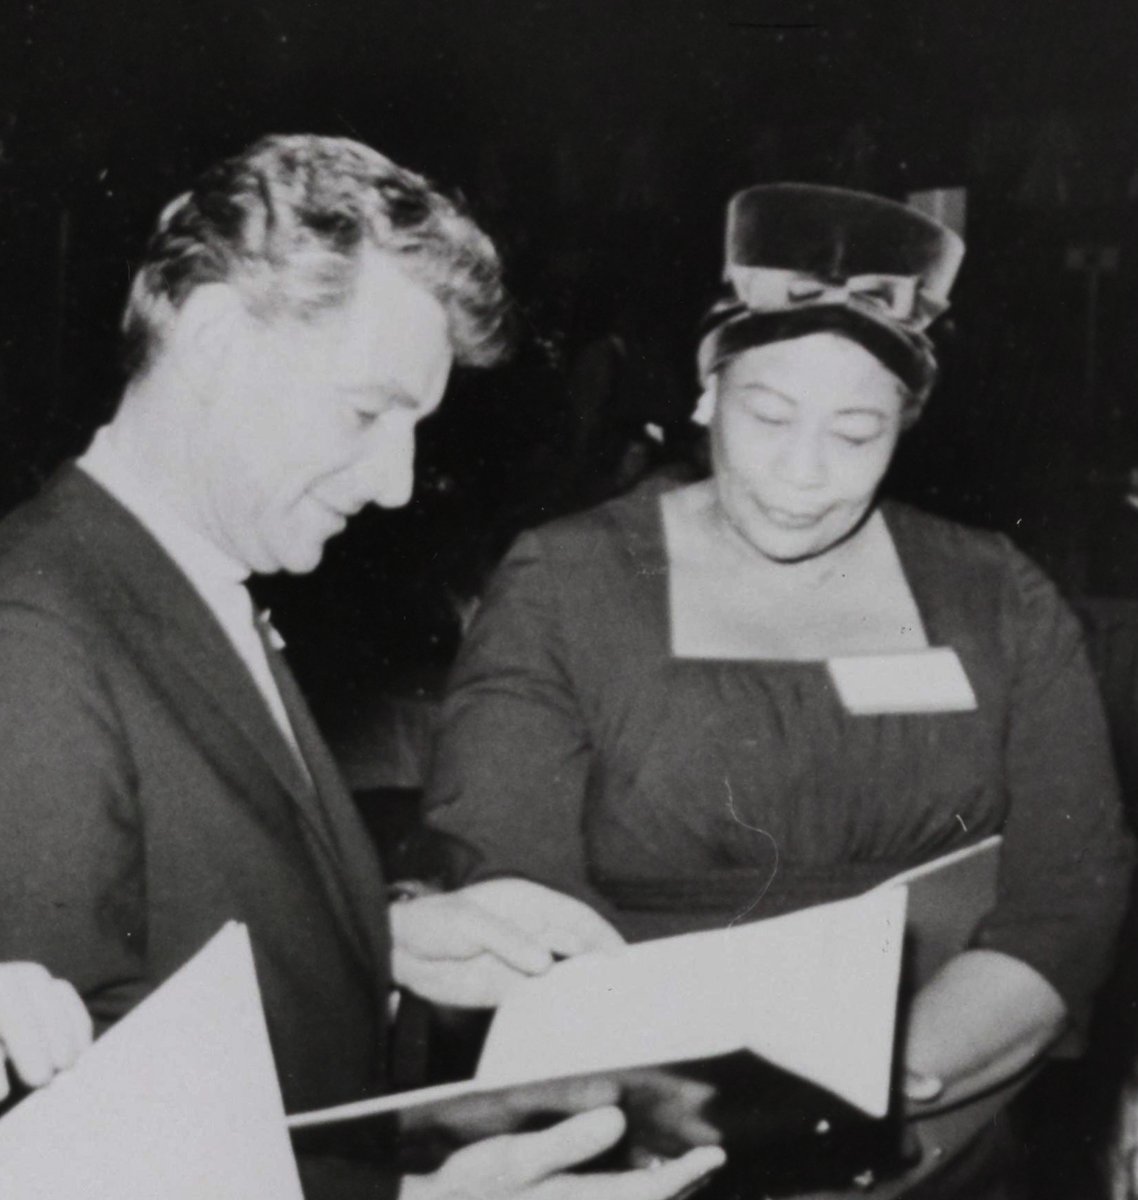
[405,1071,719,1157]
[0,964,93,1100]
[404,1076,625,1142]
[400,1106,726,1200]
[390,880,623,1008]
[618,1071,720,1163]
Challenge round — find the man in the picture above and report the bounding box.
[0,135,723,1198]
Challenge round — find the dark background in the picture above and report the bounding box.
[2,0,1137,705]
[4,7,1138,1191]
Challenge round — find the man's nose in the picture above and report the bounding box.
[777,426,827,488]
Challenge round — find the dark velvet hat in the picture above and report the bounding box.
[697,183,965,397]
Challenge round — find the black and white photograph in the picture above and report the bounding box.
[0,3,1136,1197]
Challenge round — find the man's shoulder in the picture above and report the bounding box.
[0,469,130,628]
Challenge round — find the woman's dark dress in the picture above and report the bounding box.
[424,485,1133,1196]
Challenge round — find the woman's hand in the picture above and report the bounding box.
[0,963,93,1099]
[901,948,1067,1111]
[399,1106,726,1200]
[390,880,623,1008]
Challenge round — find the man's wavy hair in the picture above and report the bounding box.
[122,134,511,379]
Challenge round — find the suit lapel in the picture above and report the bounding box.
[261,645,392,966]
[45,468,383,975]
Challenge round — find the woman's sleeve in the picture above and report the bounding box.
[423,531,609,910]
[970,541,1135,1025]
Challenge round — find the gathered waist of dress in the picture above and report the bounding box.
[593,860,909,937]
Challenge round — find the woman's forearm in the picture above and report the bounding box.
[902,948,1068,1110]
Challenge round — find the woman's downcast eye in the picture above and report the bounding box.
[831,415,887,446]
[742,397,794,426]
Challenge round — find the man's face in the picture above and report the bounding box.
[195,251,453,575]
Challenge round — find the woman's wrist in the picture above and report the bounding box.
[901,948,1067,1109]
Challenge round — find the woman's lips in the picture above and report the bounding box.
[762,504,828,530]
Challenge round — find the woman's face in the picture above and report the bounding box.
[709,332,906,562]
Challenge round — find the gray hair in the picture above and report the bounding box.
[122,134,510,377]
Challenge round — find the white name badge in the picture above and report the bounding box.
[827,647,978,715]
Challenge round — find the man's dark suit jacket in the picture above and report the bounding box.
[0,466,398,1197]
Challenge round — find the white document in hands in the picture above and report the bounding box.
[289,884,908,1131]
[0,922,304,1200]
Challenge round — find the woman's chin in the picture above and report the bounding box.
[736,520,843,564]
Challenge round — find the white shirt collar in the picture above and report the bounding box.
[78,424,250,614]
[78,424,303,761]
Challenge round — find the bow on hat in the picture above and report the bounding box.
[726,264,947,331]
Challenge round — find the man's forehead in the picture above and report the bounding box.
[329,253,453,398]
[263,248,445,352]
[353,248,445,319]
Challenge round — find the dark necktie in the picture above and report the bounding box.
[250,608,375,965]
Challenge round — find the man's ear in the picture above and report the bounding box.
[166,283,249,388]
[691,375,719,427]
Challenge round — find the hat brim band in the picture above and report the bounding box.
[697,304,938,400]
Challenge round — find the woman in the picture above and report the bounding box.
[424,184,1134,1196]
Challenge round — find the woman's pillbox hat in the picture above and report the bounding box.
[697,183,966,399]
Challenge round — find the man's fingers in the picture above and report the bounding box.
[540,900,625,958]
[504,1106,628,1183]
[514,1076,623,1115]
[582,1145,726,1200]
[409,1077,624,1141]
[403,897,553,975]
[464,880,625,958]
[623,1072,720,1147]
[393,945,543,1007]
[453,907,553,975]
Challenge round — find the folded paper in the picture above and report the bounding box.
[290,882,913,1130]
[0,922,303,1199]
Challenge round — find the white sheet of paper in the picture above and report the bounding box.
[289,885,907,1129]
[0,922,304,1200]
[827,647,978,714]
